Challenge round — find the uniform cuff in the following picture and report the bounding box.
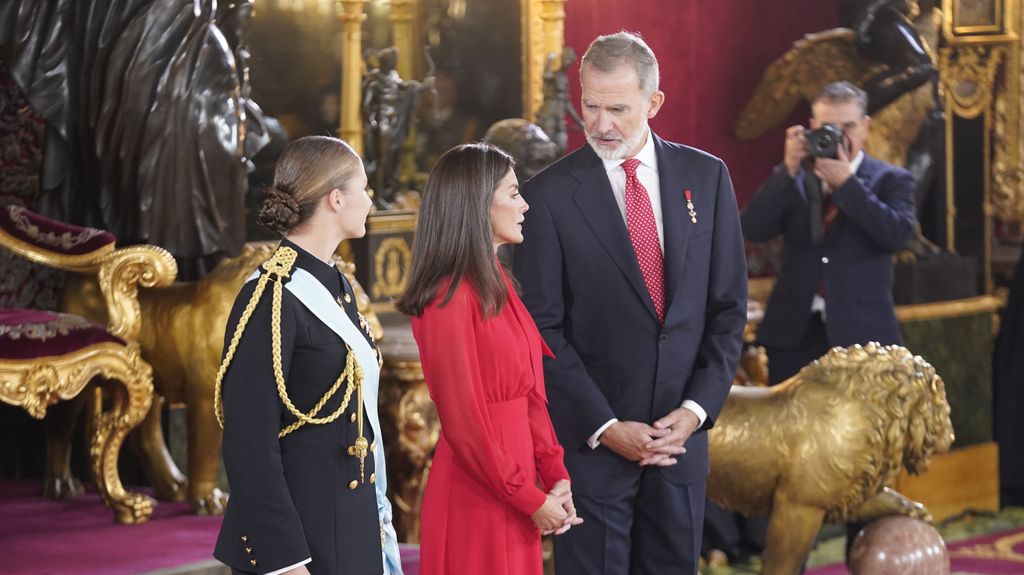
[265,557,312,575]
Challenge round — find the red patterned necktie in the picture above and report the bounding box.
[621,158,665,323]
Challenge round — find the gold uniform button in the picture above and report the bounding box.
[344,293,352,303]
[370,441,376,452]
[250,559,258,566]
[245,547,252,554]
[350,413,357,423]
[370,473,376,484]
[349,480,359,490]
[241,535,248,542]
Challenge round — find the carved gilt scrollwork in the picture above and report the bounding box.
[992,3,1024,223]
[372,237,412,300]
[939,44,1005,118]
[939,0,1023,224]
[522,0,566,121]
[0,342,156,523]
[97,245,177,341]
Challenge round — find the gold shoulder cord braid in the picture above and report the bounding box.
[213,246,371,483]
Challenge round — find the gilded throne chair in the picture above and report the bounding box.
[0,205,177,523]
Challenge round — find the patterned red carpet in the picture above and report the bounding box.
[806,526,1024,575]
[0,480,420,575]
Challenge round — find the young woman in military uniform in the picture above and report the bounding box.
[213,136,403,575]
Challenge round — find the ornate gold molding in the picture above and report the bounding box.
[895,293,1005,322]
[389,0,418,80]
[939,44,1005,118]
[372,237,412,300]
[993,0,1024,222]
[0,342,156,523]
[378,356,436,543]
[337,0,367,155]
[522,0,565,121]
[938,41,1005,253]
[97,245,178,341]
[942,0,1017,43]
[0,227,113,273]
[367,209,417,235]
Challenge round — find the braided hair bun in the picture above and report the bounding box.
[257,185,303,235]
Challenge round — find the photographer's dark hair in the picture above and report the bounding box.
[257,136,362,236]
[812,81,869,116]
[395,143,516,318]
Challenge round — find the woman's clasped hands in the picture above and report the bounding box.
[530,479,584,536]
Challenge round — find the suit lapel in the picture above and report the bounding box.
[655,136,692,317]
[855,153,877,185]
[569,147,659,322]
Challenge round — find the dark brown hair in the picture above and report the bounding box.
[395,143,515,318]
[813,81,869,116]
[257,136,362,235]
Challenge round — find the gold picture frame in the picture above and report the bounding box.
[944,0,1017,43]
[336,0,565,155]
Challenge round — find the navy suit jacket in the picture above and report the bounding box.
[513,135,748,494]
[742,154,915,349]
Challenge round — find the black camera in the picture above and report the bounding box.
[804,123,845,159]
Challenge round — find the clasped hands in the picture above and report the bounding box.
[531,479,584,535]
[600,407,700,467]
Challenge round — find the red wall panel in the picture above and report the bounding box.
[563,0,837,205]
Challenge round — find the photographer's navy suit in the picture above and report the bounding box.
[514,134,747,574]
[742,153,915,383]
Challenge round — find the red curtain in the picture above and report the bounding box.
[564,0,837,206]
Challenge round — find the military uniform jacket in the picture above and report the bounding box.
[214,240,383,575]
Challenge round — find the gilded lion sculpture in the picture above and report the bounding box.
[708,343,954,575]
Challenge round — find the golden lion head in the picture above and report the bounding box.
[801,343,955,477]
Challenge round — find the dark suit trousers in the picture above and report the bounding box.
[764,312,830,386]
[554,465,705,575]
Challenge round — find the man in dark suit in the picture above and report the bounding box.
[742,81,916,386]
[514,32,747,574]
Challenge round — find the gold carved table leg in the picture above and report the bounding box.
[87,345,157,523]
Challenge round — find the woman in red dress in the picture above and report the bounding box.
[397,143,581,574]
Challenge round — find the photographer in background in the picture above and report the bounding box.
[742,81,916,386]
[730,80,916,565]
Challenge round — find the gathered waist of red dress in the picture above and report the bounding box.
[485,396,529,419]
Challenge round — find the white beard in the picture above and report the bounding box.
[586,121,649,161]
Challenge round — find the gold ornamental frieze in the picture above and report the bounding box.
[939,44,1005,118]
[372,237,413,299]
[992,0,1024,222]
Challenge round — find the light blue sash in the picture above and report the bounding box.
[246,268,404,574]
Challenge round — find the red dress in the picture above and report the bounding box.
[412,274,570,575]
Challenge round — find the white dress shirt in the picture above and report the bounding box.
[811,150,864,320]
[587,130,707,449]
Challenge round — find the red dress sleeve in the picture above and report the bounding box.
[414,284,548,517]
[528,390,570,491]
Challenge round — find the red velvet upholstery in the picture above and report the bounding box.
[0,309,123,360]
[0,205,115,256]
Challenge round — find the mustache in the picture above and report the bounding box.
[588,132,621,141]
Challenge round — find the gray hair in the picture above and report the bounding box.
[580,31,659,97]
[813,81,869,116]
